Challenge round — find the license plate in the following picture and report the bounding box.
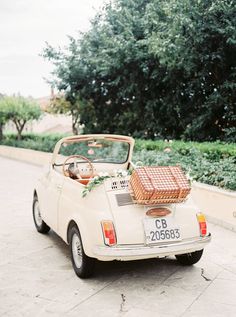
[143,217,181,244]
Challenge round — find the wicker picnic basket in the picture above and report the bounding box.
[129,166,191,205]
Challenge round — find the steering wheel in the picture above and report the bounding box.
[62,155,94,180]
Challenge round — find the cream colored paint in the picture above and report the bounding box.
[0,143,235,231]
[31,134,211,261]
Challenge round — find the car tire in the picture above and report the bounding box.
[69,225,95,278]
[175,249,203,265]
[32,197,50,234]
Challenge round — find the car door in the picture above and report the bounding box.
[41,167,65,232]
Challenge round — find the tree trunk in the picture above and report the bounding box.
[72,112,79,135]
[17,131,22,141]
[72,121,78,135]
[14,120,26,141]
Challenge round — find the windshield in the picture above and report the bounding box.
[57,138,130,164]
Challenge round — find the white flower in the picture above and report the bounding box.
[121,170,128,177]
[112,169,118,177]
[98,171,109,177]
[102,172,109,177]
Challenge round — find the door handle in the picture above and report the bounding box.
[57,184,62,190]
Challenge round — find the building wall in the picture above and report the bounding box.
[5,113,73,134]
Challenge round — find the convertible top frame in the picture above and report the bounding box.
[51,134,135,166]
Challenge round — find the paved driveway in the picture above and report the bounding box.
[0,156,236,317]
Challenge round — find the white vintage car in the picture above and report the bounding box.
[33,134,211,278]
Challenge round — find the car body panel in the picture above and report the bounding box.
[105,184,202,245]
[34,134,211,262]
[93,234,211,261]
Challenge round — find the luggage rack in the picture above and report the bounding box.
[129,166,191,205]
[129,189,189,205]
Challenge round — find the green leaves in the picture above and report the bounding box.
[132,143,236,191]
[0,96,42,140]
[43,0,236,142]
[82,175,111,197]
[1,133,235,190]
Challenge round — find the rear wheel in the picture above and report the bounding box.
[32,197,50,234]
[69,225,95,278]
[175,249,203,265]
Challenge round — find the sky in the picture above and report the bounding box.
[0,0,105,98]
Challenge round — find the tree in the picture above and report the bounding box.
[147,0,236,140]
[43,0,236,141]
[48,93,89,135]
[0,94,6,141]
[0,94,11,141]
[0,95,42,140]
[0,110,6,141]
[43,0,169,138]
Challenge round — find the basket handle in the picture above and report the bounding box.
[169,167,182,199]
[143,167,157,200]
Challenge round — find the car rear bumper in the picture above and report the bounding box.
[93,233,211,261]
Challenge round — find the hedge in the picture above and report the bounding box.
[1,133,235,190]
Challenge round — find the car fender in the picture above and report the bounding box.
[58,184,112,258]
[62,210,107,258]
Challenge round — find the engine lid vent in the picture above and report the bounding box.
[115,193,134,207]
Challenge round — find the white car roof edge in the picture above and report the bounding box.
[61,134,134,142]
[51,134,135,166]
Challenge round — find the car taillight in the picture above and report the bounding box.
[197,213,207,237]
[101,221,117,246]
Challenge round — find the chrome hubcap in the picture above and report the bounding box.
[34,200,43,227]
[72,233,83,268]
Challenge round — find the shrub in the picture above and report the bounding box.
[1,133,235,191]
[0,133,67,152]
[134,139,236,160]
[132,148,236,191]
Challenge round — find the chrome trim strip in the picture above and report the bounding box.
[93,234,211,258]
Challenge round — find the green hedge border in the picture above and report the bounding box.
[1,133,235,191]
